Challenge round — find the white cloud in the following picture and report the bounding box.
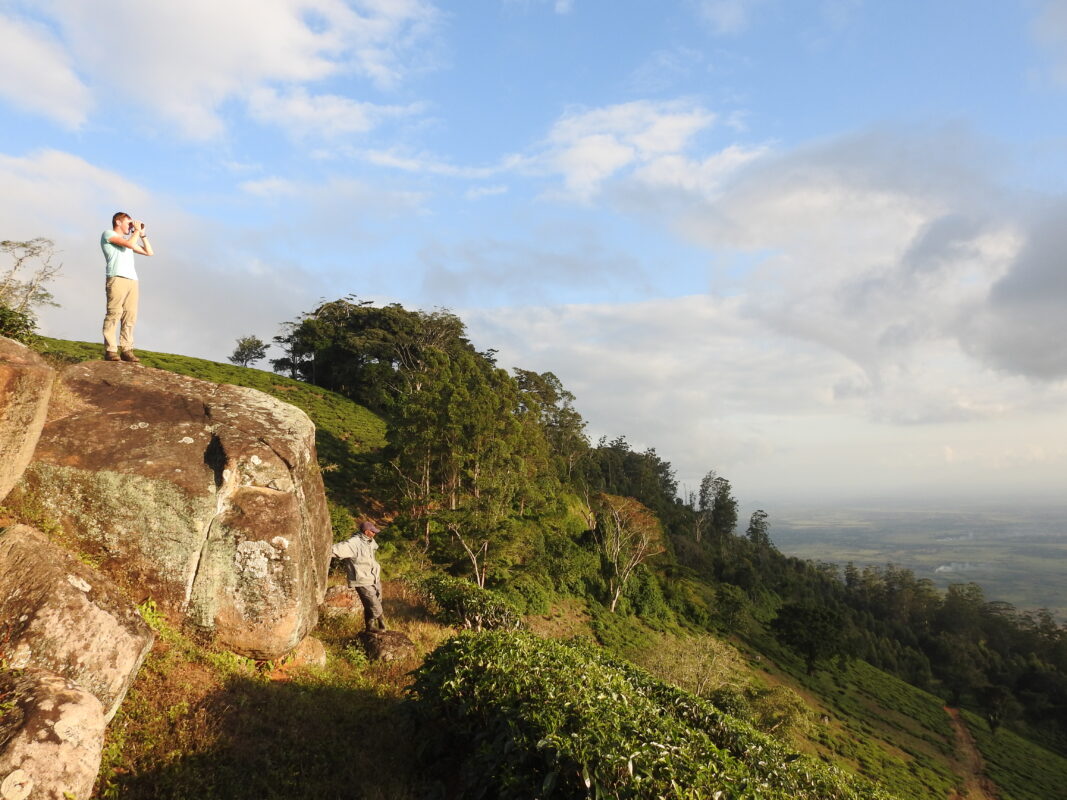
[419,229,648,306]
[539,100,718,200]
[239,177,300,199]
[0,13,91,128]
[5,0,439,139]
[467,292,1067,504]
[1034,0,1067,85]
[358,147,522,178]
[693,0,768,35]
[629,47,707,93]
[630,144,769,194]
[596,127,1039,386]
[462,125,1067,503]
[247,87,420,139]
[465,184,509,200]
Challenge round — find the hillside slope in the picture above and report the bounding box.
[9,339,1067,799]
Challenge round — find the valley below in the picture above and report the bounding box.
[772,506,1067,621]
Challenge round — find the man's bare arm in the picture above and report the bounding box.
[108,224,153,256]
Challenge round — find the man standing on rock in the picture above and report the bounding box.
[332,521,387,631]
[101,211,154,363]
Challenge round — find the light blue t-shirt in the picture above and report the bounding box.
[101,230,138,280]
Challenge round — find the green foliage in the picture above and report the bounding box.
[327,500,356,543]
[416,575,524,631]
[0,237,60,344]
[136,599,169,633]
[621,564,671,623]
[963,708,1067,800]
[500,572,554,615]
[408,630,901,800]
[0,488,61,537]
[228,335,268,367]
[772,601,848,674]
[0,303,37,343]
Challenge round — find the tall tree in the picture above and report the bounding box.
[591,493,666,613]
[709,476,738,541]
[772,601,847,674]
[745,510,771,549]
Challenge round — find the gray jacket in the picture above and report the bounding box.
[332,533,380,587]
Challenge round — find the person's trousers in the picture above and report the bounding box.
[354,582,384,622]
[103,276,139,351]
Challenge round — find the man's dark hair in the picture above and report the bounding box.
[112,211,130,227]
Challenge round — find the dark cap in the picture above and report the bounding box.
[360,521,380,534]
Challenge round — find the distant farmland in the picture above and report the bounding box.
[771,506,1067,621]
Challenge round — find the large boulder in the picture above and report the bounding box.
[0,525,153,723]
[15,362,332,660]
[0,667,105,800]
[0,337,53,504]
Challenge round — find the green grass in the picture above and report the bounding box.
[97,584,445,800]
[32,337,387,504]
[962,709,1067,800]
[692,628,962,799]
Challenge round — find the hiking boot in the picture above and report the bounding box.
[375,615,388,631]
[104,350,121,362]
[120,349,141,363]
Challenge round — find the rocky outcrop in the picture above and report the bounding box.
[16,361,333,660]
[358,630,415,662]
[0,338,53,504]
[0,667,105,800]
[0,525,153,723]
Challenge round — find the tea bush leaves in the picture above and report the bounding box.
[408,630,901,799]
[416,575,524,631]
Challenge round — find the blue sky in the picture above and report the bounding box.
[3,0,1067,510]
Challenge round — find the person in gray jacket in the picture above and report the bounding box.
[332,520,387,631]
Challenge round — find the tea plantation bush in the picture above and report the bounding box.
[408,631,900,800]
[416,575,524,631]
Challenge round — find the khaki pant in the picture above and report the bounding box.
[353,582,384,622]
[102,276,138,352]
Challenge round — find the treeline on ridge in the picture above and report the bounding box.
[274,296,1067,753]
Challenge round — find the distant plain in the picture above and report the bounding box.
[770,506,1067,621]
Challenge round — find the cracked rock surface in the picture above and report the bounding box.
[0,667,105,800]
[0,337,53,504]
[0,525,153,723]
[13,362,332,660]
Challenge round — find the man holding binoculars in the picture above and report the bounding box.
[101,211,154,362]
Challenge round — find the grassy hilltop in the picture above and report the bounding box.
[10,335,1067,800]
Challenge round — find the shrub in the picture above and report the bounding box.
[408,630,901,800]
[0,304,36,344]
[416,575,524,631]
[499,573,553,615]
[622,565,671,623]
[328,500,357,542]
